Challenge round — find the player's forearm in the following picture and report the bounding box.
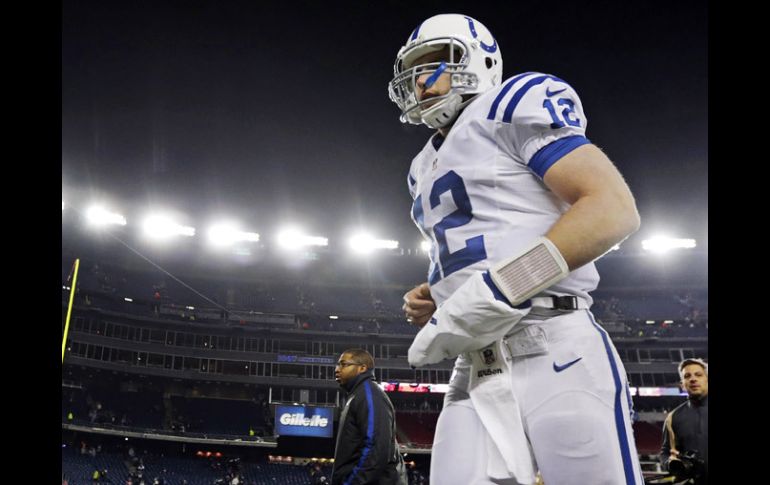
[546,190,640,270]
[541,144,640,269]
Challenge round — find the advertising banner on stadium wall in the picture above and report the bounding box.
[274,405,334,438]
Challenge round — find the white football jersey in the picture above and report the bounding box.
[408,72,600,306]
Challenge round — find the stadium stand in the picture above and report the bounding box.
[63,235,706,484]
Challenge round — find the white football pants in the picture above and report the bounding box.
[429,310,645,485]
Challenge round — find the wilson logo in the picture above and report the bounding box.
[477,368,503,378]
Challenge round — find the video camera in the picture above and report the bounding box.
[668,450,705,480]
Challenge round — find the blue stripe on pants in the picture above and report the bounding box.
[587,311,639,485]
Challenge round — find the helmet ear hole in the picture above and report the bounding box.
[485,57,494,69]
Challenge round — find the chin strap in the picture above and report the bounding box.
[421,92,479,129]
[421,93,462,129]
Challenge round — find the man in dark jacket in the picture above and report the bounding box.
[661,358,708,484]
[332,348,406,485]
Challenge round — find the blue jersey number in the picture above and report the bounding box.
[428,170,487,283]
[412,194,442,285]
[543,98,581,129]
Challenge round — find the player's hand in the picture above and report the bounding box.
[402,282,436,328]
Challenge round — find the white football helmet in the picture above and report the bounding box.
[388,14,503,129]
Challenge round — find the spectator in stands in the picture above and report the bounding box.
[660,358,708,484]
[332,348,407,485]
[101,469,112,484]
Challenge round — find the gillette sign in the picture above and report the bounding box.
[280,413,328,427]
[274,405,333,438]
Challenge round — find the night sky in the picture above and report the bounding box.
[62,0,708,251]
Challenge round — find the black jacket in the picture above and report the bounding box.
[661,395,708,483]
[332,370,405,485]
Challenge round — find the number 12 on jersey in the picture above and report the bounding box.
[413,170,487,285]
[543,98,581,129]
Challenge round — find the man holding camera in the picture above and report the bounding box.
[660,358,708,484]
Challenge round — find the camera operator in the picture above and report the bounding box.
[660,358,708,484]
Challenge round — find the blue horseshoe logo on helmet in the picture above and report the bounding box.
[464,17,497,53]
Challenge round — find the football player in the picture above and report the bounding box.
[391,13,644,485]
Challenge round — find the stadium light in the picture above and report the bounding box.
[62,200,65,211]
[86,205,127,226]
[142,214,195,240]
[641,236,696,253]
[207,222,260,248]
[420,240,431,253]
[276,227,328,250]
[348,233,399,254]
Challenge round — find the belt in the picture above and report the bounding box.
[529,295,588,311]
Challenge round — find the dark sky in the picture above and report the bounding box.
[62,0,708,250]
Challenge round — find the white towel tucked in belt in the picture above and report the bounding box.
[467,341,537,484]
